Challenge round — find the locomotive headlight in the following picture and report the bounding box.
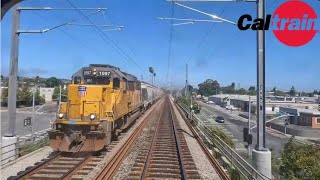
[90,114,96,120]
[58,113,64,119]
[92,68,97,75]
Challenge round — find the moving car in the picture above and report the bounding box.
[215,116,225,123]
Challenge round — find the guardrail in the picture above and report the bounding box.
[176,101,271,180]
[1,128,51,166]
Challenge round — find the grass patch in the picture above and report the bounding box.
[210,127,235,148]
[19,137,49,157]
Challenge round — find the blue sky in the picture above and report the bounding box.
[1,0,319,91]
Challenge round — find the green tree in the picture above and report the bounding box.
[279,137,320,179]
[248,86,256,95]
[289,86,296,96]
[45,77,62,87]
[35,89,45,105]
[198,79,220,96]
[1,81,9,104]
[17,82,32,105]
[237,88,248,95]
[221,83,236,94]
[52,87,68,102]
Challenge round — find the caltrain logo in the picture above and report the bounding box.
[237,0,319,47]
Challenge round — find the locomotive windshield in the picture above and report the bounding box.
[85,77,111,85]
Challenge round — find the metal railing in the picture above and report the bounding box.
[177,101,271,180]
[1,128,51,167]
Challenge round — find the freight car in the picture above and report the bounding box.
[48,64,162,152]
[141,82,162,111]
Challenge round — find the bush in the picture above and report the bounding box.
[278,137,320,179]
[211,127,235,148]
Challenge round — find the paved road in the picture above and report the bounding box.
[1,103,58,136]
[197,101,289,156]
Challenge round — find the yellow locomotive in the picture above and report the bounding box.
[48,64,160,152]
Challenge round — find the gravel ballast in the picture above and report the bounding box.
[170,98,221,180]
[1,146,53,180]
[83,99,164,180]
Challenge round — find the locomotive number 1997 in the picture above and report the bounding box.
[98,71,111,76]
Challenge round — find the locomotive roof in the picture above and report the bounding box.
[72,64,138,81]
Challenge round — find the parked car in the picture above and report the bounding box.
[207,101,214,104]
[215,116,225,123]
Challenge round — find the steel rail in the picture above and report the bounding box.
[95,98,165,180]
[174,100,230,180]
[12,152,61,179]
[169,101,188,180]
[140,100,165,179]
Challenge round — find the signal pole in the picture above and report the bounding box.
[185,64,188,98]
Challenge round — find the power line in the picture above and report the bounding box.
[185,5,228,64]
[66,0,146,73]
[166,2,175,83]
[31,11,104,58]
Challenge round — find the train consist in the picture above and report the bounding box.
[48,64,162,152]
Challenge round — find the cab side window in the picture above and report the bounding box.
[128,81,135,91]
[113,78,120,90]
[123,79,127,91]
[74,76,81,84]
[136,81,141,90]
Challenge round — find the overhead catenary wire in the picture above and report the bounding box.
[185,5,228,64]
[66,0,146,73]
[31,11,105,59]
[203,0,279,61]
[166,2,175,83]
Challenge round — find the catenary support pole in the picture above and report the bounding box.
[252,0,272,178]
[6,5,20,137]
[248,95,251,157]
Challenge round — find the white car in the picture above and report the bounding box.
[206,101,214,104]
[230,106,238,110]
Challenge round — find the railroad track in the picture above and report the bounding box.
[12,98,164,180]
[96,96,201,179]
[12,151,92,180]
[174,99,230,180]
[128,97,200,179]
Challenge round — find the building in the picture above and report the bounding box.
[208,94,278,115]
[39,87,54,102]
[280,107,320,128]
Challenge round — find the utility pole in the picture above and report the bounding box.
[32,76,39,138]
[59,85,62,105]
[248,95,252,156]
[32,83,36,137]
[6,5,20,137]
[185,64,188,98]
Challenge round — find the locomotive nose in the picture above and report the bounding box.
[67,85,104,120]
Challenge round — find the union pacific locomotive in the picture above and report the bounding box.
[48,64,162,152]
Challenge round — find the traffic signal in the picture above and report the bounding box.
[243,127,249,142]
[247,134,253,145]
